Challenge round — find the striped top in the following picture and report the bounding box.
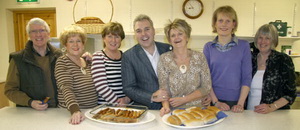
[55,55,98,114]
[91,50,125,104]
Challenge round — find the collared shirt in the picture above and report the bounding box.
[203,37,252,101]
[212,35,239,52]
[142,45,160,76]
[32,45,50,56]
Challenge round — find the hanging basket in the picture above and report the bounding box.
[74,23,104,34]
[72,0,114,34]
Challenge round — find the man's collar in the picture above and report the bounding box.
[32,44,50,56]
[141,43,157,56]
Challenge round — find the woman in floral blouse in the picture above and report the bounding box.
[158,19,212,116]
[248,24,296,113]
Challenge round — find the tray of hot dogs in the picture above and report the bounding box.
[85,103,155,126]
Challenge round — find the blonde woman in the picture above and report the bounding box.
[55,25,97,125]
[159,19,212,116]
[203,6,252,113]
[248,24,296,113]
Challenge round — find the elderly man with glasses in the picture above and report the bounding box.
[5,18,62,111]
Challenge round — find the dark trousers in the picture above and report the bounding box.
[218,99,238,108]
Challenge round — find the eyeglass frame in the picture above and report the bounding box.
[29,29,48,34]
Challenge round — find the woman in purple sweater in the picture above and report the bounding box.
[203,6,252,113]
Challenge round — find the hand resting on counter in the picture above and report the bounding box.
[70,111,85,125]
[31,100,48,111]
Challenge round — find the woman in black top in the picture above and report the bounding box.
[248,24,296,114]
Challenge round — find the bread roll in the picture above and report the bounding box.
[203,114,217,124]
[186,106,202,112]
[168,106,222,126]
[177,114,188,122]
[185,106,196,112]
[181,113,196,120]
[207,106,221,114]
[167,115,182,125]
[172,109,186,116]
[192,109,209,118]
[184,118,205,126]
[189,111,202,119]
[203,109,216,116]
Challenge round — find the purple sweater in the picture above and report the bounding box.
[203,39,252,101]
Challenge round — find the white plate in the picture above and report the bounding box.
[85,109,156,126]
[162,113,226,129]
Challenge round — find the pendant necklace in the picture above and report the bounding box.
[67,54,87,75]
[179,65,187,73]
[174,51,190,74]
[81,67,87,75]
[79,58,87,75]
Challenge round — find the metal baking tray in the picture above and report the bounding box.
[89,103,148,123]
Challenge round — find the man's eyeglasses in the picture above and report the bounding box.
[30,29,47,34]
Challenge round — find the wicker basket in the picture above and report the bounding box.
[74,24,104,34]
[72,0,113,34]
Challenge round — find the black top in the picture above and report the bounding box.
[252,50,296,109]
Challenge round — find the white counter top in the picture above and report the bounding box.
[0,107,299,130]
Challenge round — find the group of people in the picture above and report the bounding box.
[4,5,296,125]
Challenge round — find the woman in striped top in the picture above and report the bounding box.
[55,25,97,125]
[91,22,131,105]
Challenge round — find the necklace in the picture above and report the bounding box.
[66,54,87,75]
[81,67,87,75]
[179,65,187,73]
[173,50,190,74]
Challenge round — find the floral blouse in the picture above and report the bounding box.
[252,50,296,109]
[157,50,212,108]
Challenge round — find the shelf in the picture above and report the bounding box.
[290,55,300,57]
[279,36,300,39]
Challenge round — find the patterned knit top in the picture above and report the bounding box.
[158,50,212,108]
[55,55,98,114]
[91,50,125,104]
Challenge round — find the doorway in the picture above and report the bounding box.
[13,9,56,51]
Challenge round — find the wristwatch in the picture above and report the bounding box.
[212,101,219,106]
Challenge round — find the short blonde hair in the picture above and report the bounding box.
[212,5,238,33]
[59,25,87,46]
[164,18,191,42]
[254,24,279,50]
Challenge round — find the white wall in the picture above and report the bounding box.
[1,0,300,80]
